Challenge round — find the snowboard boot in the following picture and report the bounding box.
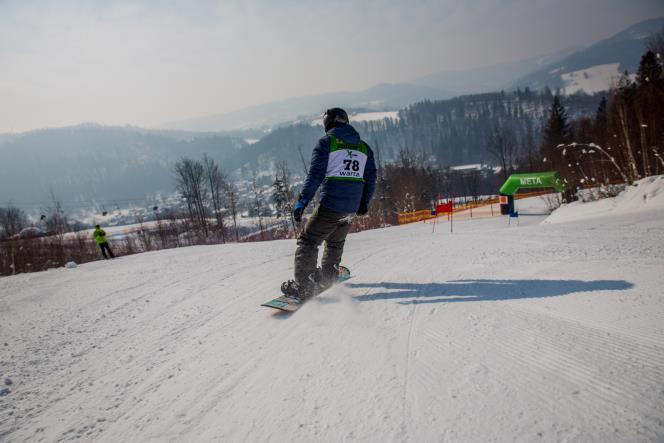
[280,279,315,302]
[316,266,339,292]
[282,266,349,302]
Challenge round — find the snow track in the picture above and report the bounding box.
[1,194,663,442]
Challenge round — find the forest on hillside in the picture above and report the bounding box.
[234,90,604,172]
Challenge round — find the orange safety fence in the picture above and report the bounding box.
[397,209,436,225]
[396,190,557,225]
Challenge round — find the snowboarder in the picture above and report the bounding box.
[282,108,377,300]
[93,224,115,259]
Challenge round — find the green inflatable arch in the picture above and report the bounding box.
[499,171,566,215]
[499,171,565,196]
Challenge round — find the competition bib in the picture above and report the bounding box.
[325,135,368,182]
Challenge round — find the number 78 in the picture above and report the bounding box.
[343,160,360,171]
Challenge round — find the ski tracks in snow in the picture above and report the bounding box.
[1,196,664,442]
[0,244,295,441]
[397,296,418,439]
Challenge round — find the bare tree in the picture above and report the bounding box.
[0,205,28,238]
[251,171,266,241]
[224,181,240,242]
[461,169,482,202]
[297,144,309,176]
[557,142,629,184]
[371,145,393,226]
[203,154,227,243]
[272,161,296,233]
[43,191,69,234]
[382,149,433,212]
[519,121,538,171]
[174,158,209,235]
[487,126,517,181]
[612,74,640,181]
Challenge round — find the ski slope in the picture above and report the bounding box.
[1,184,664,442]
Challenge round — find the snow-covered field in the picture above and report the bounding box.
[1,179,664,442]
[560,62,631,95]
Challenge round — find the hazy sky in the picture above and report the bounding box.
[1,0,662,133]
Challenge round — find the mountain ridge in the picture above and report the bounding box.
[512,17,664,91]
[159,82,449,132]
[158,18,662,132]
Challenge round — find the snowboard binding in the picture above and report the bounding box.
[280,265,351,301]
[266,266,352,312]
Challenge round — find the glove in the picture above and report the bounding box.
[293,200,307,223]
[357,200,369,216]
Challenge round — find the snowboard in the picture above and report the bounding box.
[262,266,352,313]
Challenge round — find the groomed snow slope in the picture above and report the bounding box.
[1,191,663,442]
[545,175,664,224]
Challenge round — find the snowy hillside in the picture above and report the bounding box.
[560,63,625,95]
[0,124,246,205]
[1,189,663,441]
[546,176,664,224]
[514,17,663,93]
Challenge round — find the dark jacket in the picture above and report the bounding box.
[300,123,377,214]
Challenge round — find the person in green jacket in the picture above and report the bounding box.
[93,224,115,259]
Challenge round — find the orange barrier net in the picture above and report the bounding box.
[396,190,555,225]
[397,209,435,224]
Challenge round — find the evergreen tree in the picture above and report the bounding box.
[272,176,286,217]
[595,97,608,129]
[271,161,295,233]
[635,50,663,176]
[636,50,663,89]
[646,28,664,61]
[593,96,608,148]
[541,96,570,172]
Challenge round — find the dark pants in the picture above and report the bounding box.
[99,242,115,259]
[294,205,354,286]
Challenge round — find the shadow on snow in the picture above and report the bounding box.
[348,279,634,305]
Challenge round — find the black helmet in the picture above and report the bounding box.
[323,108,349,132]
